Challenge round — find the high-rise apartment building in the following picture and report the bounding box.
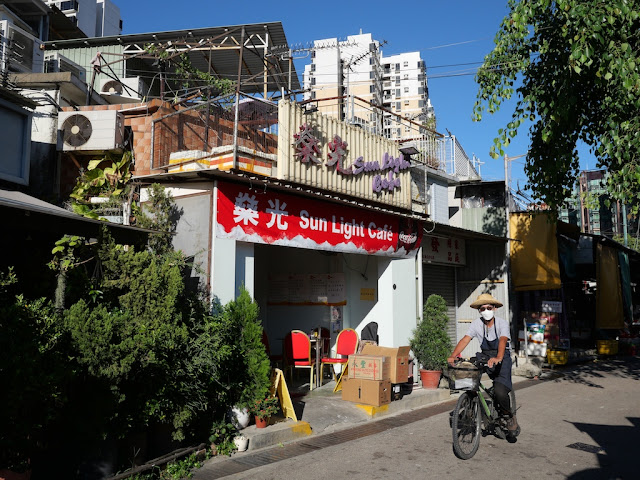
[45,0,122,37]
[303,32,434,141]
[381,51,434,140]
[303,32,383,129]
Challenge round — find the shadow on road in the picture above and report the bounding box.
[551,356,640,388]
[565,416,639,479]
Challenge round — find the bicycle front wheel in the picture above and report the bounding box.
[452,391,481,460]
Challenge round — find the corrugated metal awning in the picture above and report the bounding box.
[1,189,154,245]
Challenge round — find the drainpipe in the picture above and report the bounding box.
[232,27,246,170]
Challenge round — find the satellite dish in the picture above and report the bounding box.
[101,80,123,95]
[62,114,92,147]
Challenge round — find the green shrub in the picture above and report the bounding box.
[0,270,67,470]
[410,294,453,371]
[214,287,271,409]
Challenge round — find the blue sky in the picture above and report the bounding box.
[112,0,589,190]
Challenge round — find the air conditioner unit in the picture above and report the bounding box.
[44,52,86,82]
[58,110,124,153]
[99,76,147,103]
[0,21,44,73]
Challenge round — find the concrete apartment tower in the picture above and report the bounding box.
[45,0,122,37]
[303,32,383,131]
[303,32,434,140]
[381,51,434,140]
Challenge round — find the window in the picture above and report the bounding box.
[405,126,411,132]
[59,0,79,10]
[0,101,31,185]
[396,102,401,110]
[370,71,375,79]
[311,91,316,99]
[404,87,409,93]
[119,19,123,30]
[404,99,409,105]
[404,74,409,80]
[311,77,316,85]
[403,61,409,67]
[370,85,375,93]
[395,63,400,71]
[310,63,315,71]
[396,89,400,97]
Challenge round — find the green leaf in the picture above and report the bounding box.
[87,159,103,171]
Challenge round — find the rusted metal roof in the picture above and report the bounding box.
[45,22,300,94]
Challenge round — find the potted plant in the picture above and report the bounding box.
[233,434,249,452]
[409,294,453,389]
[208,420,238,456]
[248,396,280,428]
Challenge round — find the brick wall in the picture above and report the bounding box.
[59,100,277,194]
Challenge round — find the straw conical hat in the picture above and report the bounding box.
[470,293,503,309]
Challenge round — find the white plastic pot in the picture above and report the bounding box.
[234,435,249,452]
[228,406,251,429]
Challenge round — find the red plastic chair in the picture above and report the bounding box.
[320,328,359,383]
[285,330,316,390]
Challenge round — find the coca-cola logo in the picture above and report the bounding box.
[399,232,417,244]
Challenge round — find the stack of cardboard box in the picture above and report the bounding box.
[341,345,411,406]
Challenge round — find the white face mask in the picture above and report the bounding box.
[480,309,495,321]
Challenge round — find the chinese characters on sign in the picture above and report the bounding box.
[216,182,422,257]
[422,234,466,265]
[293,124,321,164]
[292,124,410,194]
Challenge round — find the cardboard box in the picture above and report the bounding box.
[360,345,411,383]
[348,354,391,381]
[341,377,391,406]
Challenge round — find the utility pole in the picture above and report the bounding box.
[504,153,525,340]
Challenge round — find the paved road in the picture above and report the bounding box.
[196,357,639,479]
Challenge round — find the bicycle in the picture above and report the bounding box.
[447,358,519,460]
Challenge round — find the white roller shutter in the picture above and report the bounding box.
[423,264,457,346]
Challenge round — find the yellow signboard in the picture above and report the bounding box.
[360,288,376,301]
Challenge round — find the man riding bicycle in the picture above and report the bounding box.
[447,293,519,437]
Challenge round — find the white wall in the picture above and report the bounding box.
[77,0,98,37]
[96,0,121,37]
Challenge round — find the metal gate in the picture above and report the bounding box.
[422,264,457,346]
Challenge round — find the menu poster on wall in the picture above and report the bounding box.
[331,306,343,333]
[268,273,346,306]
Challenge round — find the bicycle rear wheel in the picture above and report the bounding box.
[452,391,481,459]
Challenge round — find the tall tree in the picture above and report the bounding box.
[474,0,640,214]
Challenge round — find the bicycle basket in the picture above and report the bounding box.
[447,363,482,390]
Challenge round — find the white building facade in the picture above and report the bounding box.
[45,0,122,37]
[303,32,383,130]
[381,51,434,140]
[303,32,433,141]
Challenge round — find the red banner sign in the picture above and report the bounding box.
[216,182,422,257]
